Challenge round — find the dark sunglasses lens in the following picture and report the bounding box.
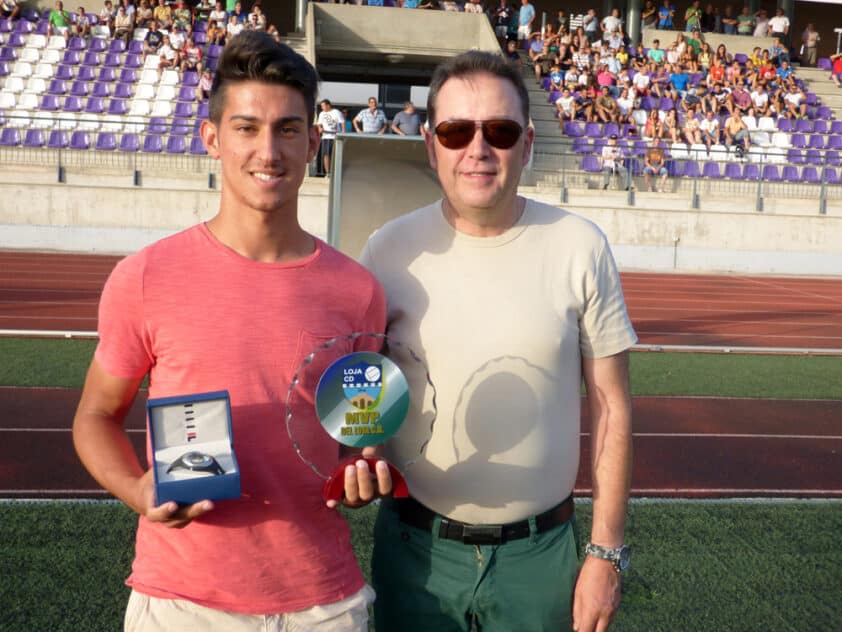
[435,121,476,149]
[483,120,522,149]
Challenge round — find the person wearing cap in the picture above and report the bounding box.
[601,133,629,190]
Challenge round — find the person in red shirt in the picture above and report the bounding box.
[830,52,842,87]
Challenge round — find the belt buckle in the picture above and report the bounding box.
[461,524,503,545]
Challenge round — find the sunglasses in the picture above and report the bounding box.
[434,119,523,150]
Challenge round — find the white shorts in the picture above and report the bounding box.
[517,24,531,40]
[125,585,375,632]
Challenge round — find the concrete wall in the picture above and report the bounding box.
[640,29,776,56]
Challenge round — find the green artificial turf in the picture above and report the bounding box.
[1,338,841,398]
[2,500,840,631]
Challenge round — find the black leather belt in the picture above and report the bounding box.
[394,495,575,545]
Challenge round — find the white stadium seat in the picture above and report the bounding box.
[47,35,67,50]
[757,116,776,132]
[128,99,150,116]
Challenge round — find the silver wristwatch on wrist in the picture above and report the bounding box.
[584,542,631,573]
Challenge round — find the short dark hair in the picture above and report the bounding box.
[209,31,319,125]
[426,51,530,127]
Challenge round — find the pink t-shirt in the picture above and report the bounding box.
[96,223,386,614]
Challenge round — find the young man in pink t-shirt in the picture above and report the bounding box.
[73,31,391,630]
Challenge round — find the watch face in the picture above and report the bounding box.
[618,546,632,571]
[182,452,213,468]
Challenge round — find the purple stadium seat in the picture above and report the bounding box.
[108,98,128,115]
[85,97,105,113]
[702,162,722,178]
[805,92,818,106]
[35,20,49,35]
[206,44,222,58]
[77,65,95,81]
[582,155,600,173]
[113,82,132,99]
[70,130,90,149]
[86,13,99,25]
[166,135,186,154]
[63,95,83,112]
[119,68,137,83]
[0,60,8,77]
[182,71,199,87]
[794,118,812,133]
[62,49,80,65]
[142,134,163,153]
[147,116,167,134]
[584,122,602,138]
[822,168,840,185]
[805,149,822,165]
[56,64,74,80]
[95,132,117,150]
[734,53,747,65]
[761,165,782,182]
[70,80,88,96]
[603,123,619,138]
[668,160,684,177]
[640,96,657,111]
[593,138,607,153]
[171,118,190,135]
[547,90,561,104]
[0,127,21,146]
[563,121,583,137]
[124,53,141,68]
[177,86,195,102]
[194,20,207,32]
[787,148,804,164]
[23,128,45,147]
[206,57,217,71]
[48,79,67,95]
[92,81,110,97]
[14,18,33,33]
[174,101,193,117]
[724,162,742,180]
[40,95,60,111]
[658,97,674,111]
[572,137,590,154]
[108,39,126,53]
[808,135,825,149]
[801,167,820,184]
[683,161,700,178]
[68,37,86,51]
[119,133,140,152]
[7,32,26,47]
[82,51,101,66]
[0,47,17,62]
[127,41,143,55]
[48,129,70,148]
[790,133,807,149]
[620,123,636,138]
[831,121,842,135]
[743,164,760,180]
[813,120,829,135]
[688,72,703,86]
[103,53,122,68]
[0,19,10,33]
[782,165,800,183]
[632,140,648,156]
[776,118,792,133]
[816,106,832,120]
[194,31,206,46]
[817,58,831,71]
[89,38,107,53]
[826,150,841,166]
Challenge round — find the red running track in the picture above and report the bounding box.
[2,252,842,351]
[2,388,840,499]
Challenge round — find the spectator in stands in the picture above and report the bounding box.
[699,108,720,148]
[71,5,91,37]
[767,7,789,43]
[730,82,752,115]
[776,59,794,88]
[152,0,171,28]
[616,86,635,124]
[757,52,777,83]
[316,99,343,174]
[631,44,648,70]
[830,52,842,87]
[650,62,671,97]
[120,0,135,23]
[172,0,192,29]
[354,97,387,134]
[643,136,668,192]
[705,82,732,115]
[684,0,701,32]
[600,7,623,43]
[492,0,512,44]
[723,109,750,152]
[632,65,651,95]
[606,28,624,52]
[391,101,421,136]
[180,36,202,74]
[700,3,715,32]
[157,34,178,74]
[463,0,483,14]
[644,108,662,138]
[736,5,753,36]
[227,13,244,40]
[555,86,578,123]
[669,63,690,98]
[782,83,807,120]
[582,8,598,44]
[136,0,153,28]
[769,38,790,67]
[749,83,772,117]
[697,41,712,72]
[752,9,768,38]
[647,39,665,66]
[48,1,73,40]
[721,5,737,35]
[642,0,657,30]
[99,0,116,30]
[601,134,629,190]
[206,18,224,44]
[0,0,20,21]
[113,4,133,43]
[657,0,675,30]
[800,24,819,68]
[724,59,742,87]
[662,108,681,142]
[169,22,186,51]
[231,1,247,24]
[715,43,730,64]
[517,0,535,41]
[594,85,619,123]
[142,20,163,60]
[685,27,704,55]
[680,106,701,144]
[196,67,213,101]
[209,1,226,26]
[504,39,521,65]
[248,4,266,31]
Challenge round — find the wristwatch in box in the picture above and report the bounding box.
[166,451,225,476]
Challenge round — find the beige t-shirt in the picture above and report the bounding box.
[360,199,636,523]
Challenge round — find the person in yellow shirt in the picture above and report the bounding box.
[152,0,172,28]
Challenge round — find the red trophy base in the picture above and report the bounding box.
[322,456,409,502]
